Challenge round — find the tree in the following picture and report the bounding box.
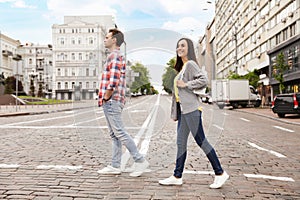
[162,58,177,95]
[130,63,151,94]
[30,79,35,97]
[4,76,24,94]
[227,69,259,88]
[37,83,44,97]
[272,52,289,94]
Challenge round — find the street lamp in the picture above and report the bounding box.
[13,54,22,111]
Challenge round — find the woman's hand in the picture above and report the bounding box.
[177,80,187,88]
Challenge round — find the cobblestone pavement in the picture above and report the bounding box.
[0,96,299,199]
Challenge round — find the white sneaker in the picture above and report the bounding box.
[97,165,121,175]
[129,160,149,177]
[122,163,136,173]
[209,171,229,189]
[159,175,183,186]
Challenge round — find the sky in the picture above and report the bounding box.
[0,0,215,87]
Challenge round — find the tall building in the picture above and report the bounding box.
[198,0,299,103]
[52,16,115,100]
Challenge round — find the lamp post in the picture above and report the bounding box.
[13,54,22,111]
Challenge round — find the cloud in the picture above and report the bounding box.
[0,0,36,8]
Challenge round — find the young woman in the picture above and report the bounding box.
[159,38,229,189]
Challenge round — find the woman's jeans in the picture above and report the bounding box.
[174,106,223,178]
[102,100,144,168]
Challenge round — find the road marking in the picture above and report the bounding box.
[273,126,294,133]
[0,125,141,129]
[184,170,214,175]
[36,165,82,170]
[0,164,20,168]
[121,95,161,170]
[130,110,147,113]
[240,118,250,122]
[244,174,295,182]
[213,124,224,130]
[248,142,286,158]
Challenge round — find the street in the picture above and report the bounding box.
[0,95,299,199]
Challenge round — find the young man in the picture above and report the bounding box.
[97,28,149,177]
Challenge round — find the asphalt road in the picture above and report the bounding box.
[0,95,299,199]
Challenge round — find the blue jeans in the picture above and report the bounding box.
[174,105,223,178]
[102,100,144,168]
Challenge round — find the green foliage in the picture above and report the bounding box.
[4,76,24,94]
[30,79,35,97]
[227,69,260,88]
[272,52,289,94]
[162,58,177,94]
[130,63,151,94]
[38,83,44,98]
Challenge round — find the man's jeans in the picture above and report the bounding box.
[102,100,144,168]
[174,108,224,178]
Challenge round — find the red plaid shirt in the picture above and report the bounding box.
[98,48,126,106]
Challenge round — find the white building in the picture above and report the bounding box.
[0,32,22,95]
[52,15,115,100]
[18,43,53,97]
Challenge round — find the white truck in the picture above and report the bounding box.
[211,79,261,109]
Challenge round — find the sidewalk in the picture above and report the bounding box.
[234,106,300,126]
[0,101,97,117]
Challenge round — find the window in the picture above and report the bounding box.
[78,38,81,45]
[89,37,94,45]
[57,68,61,76]
[29,58,32,64]
[72,53,75,60]
[79,53,82,60]
[86,82,89,89]
[93,82,97,89]
[60,38,65,45]
[58,82,61,89]
[72,68,75,76]
[72,38,75,45]
[65,82,68,89]
[65,68,68,76]
[86,68,89,76]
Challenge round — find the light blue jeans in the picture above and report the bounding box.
[102,100,144,168]
[174,105,223,178]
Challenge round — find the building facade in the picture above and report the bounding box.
[198,0,299,102]
[52,16,114,100]
[18,43,53,98]
[0,32,22,95]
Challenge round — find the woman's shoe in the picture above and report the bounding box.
[159,175,183,185]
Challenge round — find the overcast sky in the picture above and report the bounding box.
[0,0,215,86]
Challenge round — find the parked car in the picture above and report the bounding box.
[271,93,300,118]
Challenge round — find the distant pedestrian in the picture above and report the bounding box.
[97,28,149,177]
[159,38,229,188]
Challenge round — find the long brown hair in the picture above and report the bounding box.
[174,38,198,72]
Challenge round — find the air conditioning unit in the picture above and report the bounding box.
[288,12,294,18]
[256,53,261,58]
[281,18,287,23]
[257,35,261,39]
[276,1,280,6]
[253,22,257,27]
[253,6,257,10]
